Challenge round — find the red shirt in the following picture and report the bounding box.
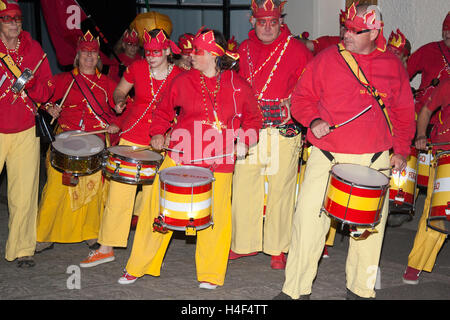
[407,41,450,117]
[291,45,415,158]
[149,69,262,173]
[53,70,119,134]
[238,25,313,126]
[312,36,341,56]
[108,53,142,83]
[120,60,183,145]
[427,78,450,151]
[0,31,54,133]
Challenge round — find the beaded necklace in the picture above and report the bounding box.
[120,63,173,136]
[200,72,223,133]
[245,39,283,84]
[246,35,292,101]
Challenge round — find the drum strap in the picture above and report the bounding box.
[337,43,394,136]
[320,149,383,165]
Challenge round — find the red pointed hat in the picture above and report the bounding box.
[77,30,100,52]
[178,33,195,55]
[388,29,409,56]
[227,36,238,53]
[251,0,286,18]
[444,12,450,31]
[123,29,139,45]
[193,26,239,60]
[143,29,181,54]
[0,0,21,17]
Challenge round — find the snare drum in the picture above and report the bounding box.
[417,148,433,188]
[322,163,389,227]
[103,145,163,184]
[427,151,450,234]
[50,130,105,176]
[389,147,418,211]
[157,166,214,235]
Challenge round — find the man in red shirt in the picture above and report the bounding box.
[276,3,415,299]
[230,0,312,270]
[0,0,54,267]
[407,12,449,122]
[402,77,449,285]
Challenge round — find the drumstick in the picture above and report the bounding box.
[190,151,253,163]
[50,79,75,125]
[329,105,372,130]
[131,146,184,154]
[71,129,108,137]
[428,141,450,147]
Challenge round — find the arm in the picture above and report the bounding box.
[415,106,432,150]
[113,77,134,114]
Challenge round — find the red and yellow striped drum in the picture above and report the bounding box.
[427,151,450,235]
[103,145,163,184]
[158,166,214,234]
[417,148,433,188]
[322,164,389,227]
[389,147,418,211]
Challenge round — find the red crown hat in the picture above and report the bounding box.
[339,8,347,26]
[123,29,139,45]
[444,12,450,31]
[143,29,181,54]
[227,36,238,53]
[178,33,195,55]
[345,2,386,52]
[77,30,100,52]
[251,0,286,18]
[0,0,21,17]
[193,26,239,60]
[388,29,409,56]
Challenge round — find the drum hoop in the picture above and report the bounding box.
[330,170,389,190]
[106,149,163,166]
[102,169,155,185]
[51,145,104,161]
[321,207,380,227]
[159,165,214,188]
[52,131,105,157]
[436,150,450,160]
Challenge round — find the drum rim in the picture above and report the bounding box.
[106,146,163,165]
[50,147,103,176]
[322,208,381,227]
[330,170,389,190]
[159,165,214,187]
[426,216,450,235]
[102,169,155,185]
[52,130,105,156]
[160,221,213,232]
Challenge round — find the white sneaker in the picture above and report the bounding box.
[199,282,218,290]
[118,272,138,285]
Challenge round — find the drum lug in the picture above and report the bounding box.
[114,162,121,174]
[445,202,450,218]
[152,215,168,234]
[62,172,79,186]
[394,189,405,205]
[185,219,197,236]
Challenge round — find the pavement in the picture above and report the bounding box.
[0,144,449,307]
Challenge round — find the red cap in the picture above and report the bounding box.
[178,33,195,55]
[123,29,139,45]
[77,30,100,52]
[388,29,409,56]
[193,27,239,60]
[251,0,286,19]
[0,0,21,17]
[143,29,181,55]
[444,12,450,31]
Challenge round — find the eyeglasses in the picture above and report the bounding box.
[0,15,23,24]
[256,18,280,28]
[344,26,371,35]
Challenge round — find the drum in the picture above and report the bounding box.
[427,151,450,235]
[321,163,389,227]
[389,147,418,212]
[103,145,163,185]
[157,166,214,235]
[417,148,433,188]
[50,130,105,176]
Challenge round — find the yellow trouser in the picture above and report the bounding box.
[125,156,233,286]
[98,138,153,247]
[0,127,40,261]
[283,147,390,299]
[231,128,301,255]
[407,160,446,272]
[36,150,103,243]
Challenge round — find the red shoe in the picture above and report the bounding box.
[228,250,258,260]
[130,215,139,230]
[322,245,329,258]
[402,266,421,285]
[271,253,287,270]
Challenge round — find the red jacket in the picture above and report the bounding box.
[0,31,54,133]
[312,36,341,56]
[108,53,142,83]
[52,69,119,134]
[238,25,313,126]
[150,68,262,173]
[120,60,183,145]
[291,45,415,158]
[427,78,450,151]
[407,41,450,118]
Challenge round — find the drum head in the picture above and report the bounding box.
[52,130,104,156]
[159,166,214,187]
[332,163,389,187]
[108,145,163,161]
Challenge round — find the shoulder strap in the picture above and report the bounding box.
[437,41,450,66]
[337,43,393,136]
[0,53,22,79]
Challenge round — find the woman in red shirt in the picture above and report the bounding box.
[79,29,183,267]
[118,28,262,289]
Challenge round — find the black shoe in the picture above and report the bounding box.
[346,289,374,300]
[387,213,412,227]
[17,256,35,268]
[35,242,54,254]
[273,292,310,300]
